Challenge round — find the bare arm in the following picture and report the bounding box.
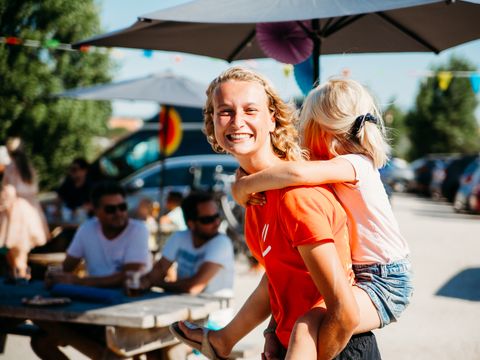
[62,254,82,273]
[158,261,223,294]
[219,274,272,353]
[232,158,356,206]
[298,242,359,360]
[74,262,145,288]
[49,255,146,288]
[142,256,173,289]
[178,274,272,357]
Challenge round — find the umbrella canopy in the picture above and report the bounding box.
[57,71,207,108]
[76,0,480,84]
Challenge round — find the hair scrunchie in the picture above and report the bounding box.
[350,113,378,138]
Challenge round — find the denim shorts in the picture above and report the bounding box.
[353,258,413,328]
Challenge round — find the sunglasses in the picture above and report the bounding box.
[103,203,128,214]
[195,213,220,224]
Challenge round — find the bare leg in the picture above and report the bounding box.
[286,307,326,360]
[285,286,380,360]
[351,286,381,333]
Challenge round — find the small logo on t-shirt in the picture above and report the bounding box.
[261,223,271,257]
[261,224,269,242]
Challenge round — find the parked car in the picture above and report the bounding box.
[379,157,414,193]
[89,105,214,182]
[441,154,479,203]
[121,154,238,209]
[467,165,480,214]
[121,154,247,251]
[453,156,480,212]
[429,156,458,200]
[410,154,454,196]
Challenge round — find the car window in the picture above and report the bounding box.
[98,130,159,179]
[138,161,237,190]
[199,164,237,187]
[142,165,195,188]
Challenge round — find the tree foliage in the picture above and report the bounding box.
[406,55,479,161]
[0,0,114,189]
[384,98,409,159]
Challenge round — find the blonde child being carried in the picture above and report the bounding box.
[233,78,413,359]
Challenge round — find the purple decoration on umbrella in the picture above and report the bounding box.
[256,21,313,65]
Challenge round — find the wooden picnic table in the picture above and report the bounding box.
[0,278,229,357]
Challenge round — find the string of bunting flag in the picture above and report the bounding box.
[0,35,188,63]
[2,35,479,94]
[413,70,480,93]
[0,35,173,60]
[0,36,89,52]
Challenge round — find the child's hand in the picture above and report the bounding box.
[247,192,266,206]
[233,168,267,207]
[232,168,251,207]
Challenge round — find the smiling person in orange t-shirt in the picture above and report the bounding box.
[169,67,380,360]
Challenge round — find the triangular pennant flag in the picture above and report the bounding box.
[283,64,293,78]
[294,55,314,95]
[469,73,480,94]
[437,71,453,91]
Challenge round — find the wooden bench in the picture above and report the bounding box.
[28,252,66,267]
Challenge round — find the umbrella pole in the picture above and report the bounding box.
[159,105,170,217]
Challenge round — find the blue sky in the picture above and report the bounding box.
[99,0,480,119]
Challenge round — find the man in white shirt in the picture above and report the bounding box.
[32,181,151,360]
[142,191,235,360]
[143,191,234,298]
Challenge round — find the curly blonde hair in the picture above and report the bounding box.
[203,66,304,161]
[301,78,390,168]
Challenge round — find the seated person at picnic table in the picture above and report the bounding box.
[159,190,187,231]
[142,190,234,298]
[30,181,151,360]
[141,191,235,360]
[54,157,93,222]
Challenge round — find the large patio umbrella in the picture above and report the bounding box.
[75,0,480,85]
[57,71,206,107]
[58,72,208,210]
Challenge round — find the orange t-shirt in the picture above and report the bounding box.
[245,185,354,348]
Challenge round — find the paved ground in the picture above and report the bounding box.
[1,193,479,359]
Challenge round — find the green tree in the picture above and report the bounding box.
[0,0,114,189]
[383,98,410,159]
[405,55,479,161]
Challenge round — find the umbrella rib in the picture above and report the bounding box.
[227,29,256,62]
[376,12,440,53]
[322,15,365,37]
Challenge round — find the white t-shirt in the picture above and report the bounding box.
[67,218,152,276]
[162,230,235,297]
[334,154,410,264]
[166,206,187,231]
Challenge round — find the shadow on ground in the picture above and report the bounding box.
[436,268,480,301]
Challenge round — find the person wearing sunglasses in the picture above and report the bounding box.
[142,191,234,298]
[45,180,151,289]
[140,191,235,360]
[31,181,152,360]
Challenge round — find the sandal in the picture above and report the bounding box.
[169,321,227,360]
